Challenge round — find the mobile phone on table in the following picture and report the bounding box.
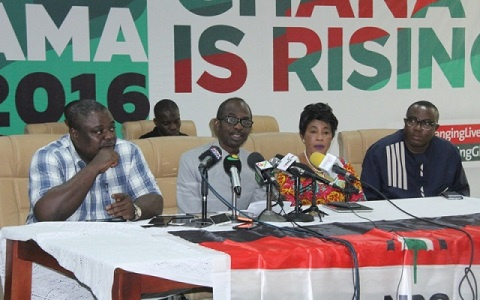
[441,191,463,200]
[209,213,231,225]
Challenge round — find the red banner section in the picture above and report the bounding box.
[436,124,480,162]
[172,214,480,270]
[436,124,480,145]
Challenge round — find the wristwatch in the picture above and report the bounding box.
[133,203,142,221]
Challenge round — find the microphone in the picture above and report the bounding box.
[198,146,222,170]
[309,152,358,182]
[247,152,278,188]
[275,153,345,191]
[223,154,242,196]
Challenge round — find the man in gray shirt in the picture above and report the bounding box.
[177,97,266,213]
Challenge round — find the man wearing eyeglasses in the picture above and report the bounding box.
[176,97,266,214]
[361,100,470,200]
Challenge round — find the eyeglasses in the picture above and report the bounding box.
[219,116,254,128]
[404,117,437,130]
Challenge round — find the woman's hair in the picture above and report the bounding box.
[299,102,338,137]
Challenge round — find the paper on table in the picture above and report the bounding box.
[246,201,292,217]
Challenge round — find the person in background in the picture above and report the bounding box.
[277,102,365,205]
[27,99,163,223]
[361,100,470,200]
[140,99,187,138]
[176,97,265,214]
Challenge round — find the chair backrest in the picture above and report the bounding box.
[209,115,280,137]
[122,120,197,140]
[0,134,62,227]
[24,122,69,134]
[244,132,304,160]
[131,136,215,214]
[337,129,397,175]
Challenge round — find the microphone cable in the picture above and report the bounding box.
[362,181,478,300]
[199,170,361,299]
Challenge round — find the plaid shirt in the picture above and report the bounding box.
[27,135,161,223]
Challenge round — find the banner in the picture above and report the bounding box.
[1,1,480,137]
[172,213,480,299]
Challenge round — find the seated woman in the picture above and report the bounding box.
[277,102,365,206]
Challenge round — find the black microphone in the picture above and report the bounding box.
[198,145,222,170]
[223,154,242,196]
[247,152,278,187]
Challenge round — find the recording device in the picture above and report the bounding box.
[309,152,358,182]
[247,152,278,188]
[198,145,222,170]
[224,154,242,196]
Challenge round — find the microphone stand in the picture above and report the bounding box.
[192,167,213,227]
[302,181,327,221]
[258,181,287,222]
[287,176,314,222]
[231,187,239,221]
[343,177,356,204]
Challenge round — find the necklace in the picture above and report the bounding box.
[304,150,322,174]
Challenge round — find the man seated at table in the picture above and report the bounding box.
[27,99,163,223]
[140,98,188,138]
[361,100,470,200]
[176,97,266,214]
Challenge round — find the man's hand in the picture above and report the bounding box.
[91,148,119,174]
[106,193,136,220]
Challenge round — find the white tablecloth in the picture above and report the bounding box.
[1,221,230,300]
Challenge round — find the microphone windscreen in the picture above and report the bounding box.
[198,145,222,169]
[247,152,265,169]
[223,154,242,173]
[309,152,326,168]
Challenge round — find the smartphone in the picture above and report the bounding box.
[209,213,231,225]
[145,215,194,227]
[441,191,463,200]
[147,216,171,227]
[168,215,194,226]
[329,202,362,209]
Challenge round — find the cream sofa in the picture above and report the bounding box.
[24,122,69,134]
[338,129,397,175]
[0,132,303,227]
[122,120,197,139]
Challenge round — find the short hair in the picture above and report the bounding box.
[299,102,338,137]
[65,99,108,129]
[216,97,252,120]
[407,100,440,121]
[153,99,179,118]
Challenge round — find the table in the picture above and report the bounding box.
[3,197,480,299]
[4,239,202,300]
